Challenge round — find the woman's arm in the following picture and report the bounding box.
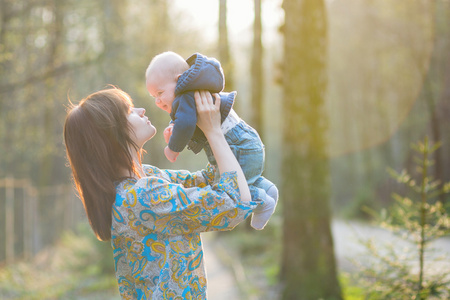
[123,174,255,235]
[194,90,251,202]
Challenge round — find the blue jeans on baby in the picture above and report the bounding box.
[203,120,274,202]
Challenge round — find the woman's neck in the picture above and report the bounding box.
[121,149,145,179]
[132,150,145,178]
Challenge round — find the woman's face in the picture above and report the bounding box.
[127,107,156,148]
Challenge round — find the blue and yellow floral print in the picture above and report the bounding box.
[111,164,256,299]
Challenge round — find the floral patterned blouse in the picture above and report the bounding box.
[111,164,257,299]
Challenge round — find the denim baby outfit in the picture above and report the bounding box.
[203,110,273,201]
[169,53,275,202]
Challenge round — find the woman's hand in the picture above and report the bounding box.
[195,90,221,137]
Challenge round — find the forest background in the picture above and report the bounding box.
[0,0,449,299]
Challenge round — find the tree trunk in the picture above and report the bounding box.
[145,0,171,165]
[101,0,126,84]
[0,0,10,178]
[432,0,450,204]
[218,0,234,91]
[280,0,342,299]
[39,0,63,188]
[251,0,263,138]
[423,0,448,204]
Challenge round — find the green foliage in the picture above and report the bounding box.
[355,137,450,299]
[0,223,119,299]
[62,223,116,276]
[339,273,365,300]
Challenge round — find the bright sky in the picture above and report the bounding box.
[172,0,284,43]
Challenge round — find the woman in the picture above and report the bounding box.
[63,87,257,299]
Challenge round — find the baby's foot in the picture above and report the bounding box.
[251,195,276,230]
[266,185,279,204]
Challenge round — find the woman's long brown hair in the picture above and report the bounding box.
[64,87,141,241]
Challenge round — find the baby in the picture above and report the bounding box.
[145,51,278,230]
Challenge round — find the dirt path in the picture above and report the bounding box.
[202,220,450,299]
[203,233,241,300]
[332,219,450,274]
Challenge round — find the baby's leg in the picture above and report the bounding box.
[222,122,278,229]
[250,186,276,230]
[206,143,276,229]
[224,122,279,203]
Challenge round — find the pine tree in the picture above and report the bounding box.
[357,137,450,299]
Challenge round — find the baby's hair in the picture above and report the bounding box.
[146,51,189,81]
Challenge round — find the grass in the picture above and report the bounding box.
[339,273,365,300]
[0,223,120,300]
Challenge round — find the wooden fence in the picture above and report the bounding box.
[0,178,85,266]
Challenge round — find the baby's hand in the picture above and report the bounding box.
[164,146,179,163]
[163,124,174,144]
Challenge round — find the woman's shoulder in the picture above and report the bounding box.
[142,164,161,176]
[114,173,170,208]
[142,164,178,183]
[113,165,164,194]
[143,164,200,183]
[116,166,169,192]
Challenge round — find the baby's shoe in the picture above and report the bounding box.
[251,195,276,230]
[266,185,279,205]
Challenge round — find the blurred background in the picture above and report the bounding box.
[0,0,449,299]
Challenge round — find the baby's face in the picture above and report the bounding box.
[146,74,177,114]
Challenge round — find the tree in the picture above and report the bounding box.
[251,0,263,138]
[39,0,64,188]
[101,0,126,85]
[356,137,450,299]
[0,0,71,183]
[422,0,450,205]
[137,0,172,166]
[280,0,342,299]
[218,0,234,91]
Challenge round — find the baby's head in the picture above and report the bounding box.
[145,51,189,113]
